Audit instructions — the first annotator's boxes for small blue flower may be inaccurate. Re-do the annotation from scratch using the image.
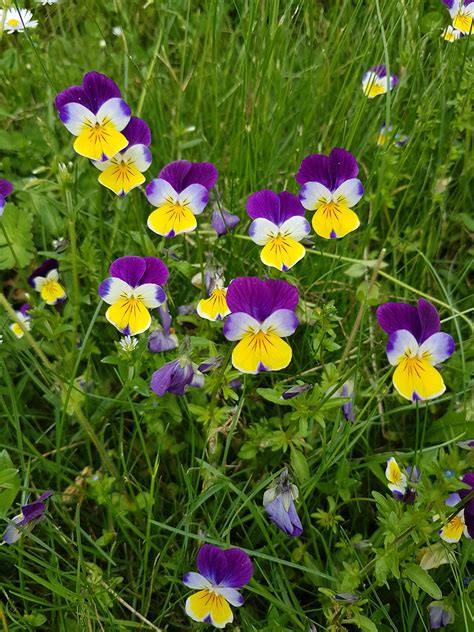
[428,601,454,629]
[263,468,303,537]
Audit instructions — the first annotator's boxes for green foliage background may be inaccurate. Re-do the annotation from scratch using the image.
[0,0,473,630]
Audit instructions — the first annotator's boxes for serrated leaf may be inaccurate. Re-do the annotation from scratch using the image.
[0,205,35,269]
[403,563,442,599]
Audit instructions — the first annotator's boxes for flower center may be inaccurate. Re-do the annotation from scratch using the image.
[7,19,20,26]
[399,356,426,377]
[448,515,463,531]
[320,200,344,218]
[268,233,292,252]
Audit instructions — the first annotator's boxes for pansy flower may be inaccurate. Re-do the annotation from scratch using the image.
[183,544,253,628]
[10,304,31,339]
[92,117,152,196]
[99,256,168,335]
[211,206,240,236]
[150,356,204,396]
[55,71,131,161]
[197,274,230,322]
[28,259,67,305]
[441,24,464,40]
[377,124,409,147]
[0,179,13,215]
[263,468,303,537]
[2,491,53,545]
[146,160,218,237]
[223,277,299,374]
[385,457,420,503]
[428,601,455,629]
[362,65,398,99]
[441,0,473,34]
[0,8,38,33]
[247,190,310,271]
[148,303,179,352]
[296,148,364,239]
[281,383,312,400]
[376,299,455,401]
[439,472,474,542]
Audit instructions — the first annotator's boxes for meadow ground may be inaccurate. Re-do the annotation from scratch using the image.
[0,0,473,630]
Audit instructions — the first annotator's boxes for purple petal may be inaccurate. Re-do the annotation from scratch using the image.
[82,71,122,113]
[158,160,192,191]
[277,191,306,220]
[461,472,474,489]
[109,256,146,287]
[328,148,359,189]
[416,299,440,343]
[198,356,224,373]
[55,85,91,112]
[197,545,253,588]
[158,160,218,193]
[295,154,331,188]
[281,384,312,400]
[19,499,47,525]
[246,189,281,221]
[148,330,178,353]
[19,303,31,317]
[226,277,299,322]
[376,302,421,340]
[264,496,303,537]
[369,64,387,78]
[211,208,240,236]
[150,359,195,396]
[28,259,59,287]
[140,257,169,286]
[122,116,152,147]
[158,303,172,334]
[0,179,13,198]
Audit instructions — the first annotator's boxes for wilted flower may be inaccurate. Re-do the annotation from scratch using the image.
[55,72,131,161]
[0,179,13,215]
[428,600,454,629]
[0,8,38,34]
[263,468,303,537]
[146,160,218,237]
[362,65,398,98]
[2,491,53,545]
[223,277,299,374]
[418,543,452,570]
[439,472,474,542]
[183,544,253,628]
[99,256,168,335]
[296,148,364,239]
[9,304,31,339]
[211,206,240,236]
[376,299,455,401]
[28,259,67,305]
[457,439,474,450]
[281,383,312,400]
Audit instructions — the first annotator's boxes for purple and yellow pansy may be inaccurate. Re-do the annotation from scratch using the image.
[441,0,473,34]
[439,472,474,543]
[362,65,398,99]
[296,148,364,239]
[385,457,420,503]
[55,71,131,162]
[28,260,67,305]
[197,274,230,322]
[92,116,152,196]
[0,178,13,215]
[10,303,31,339]
[183,544,253,628]
[376,299,455,401]
[247,190,310,271]
[99,256,168,335]
[146,160,218,237]
[223,277,299,374]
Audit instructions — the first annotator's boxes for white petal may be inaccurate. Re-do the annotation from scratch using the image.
[32,276,47,290]
[223,313,261,341]
[60,102,96,135]
[217,587,244,607]
[122,144,152,172]
[279,216,310,241]
[133,283,165,309]
[92,158,113,172]
[146,178,178,207]
[332,178,364,207]
[261,309,298,337]
[182,572,211,590]
[449,0,462,18]
[46,269,59,282]
[96,98,131,132]
[299,182,332,210]
[178,184,209,216]
[99,278,132,305]
[464,4,474,18]
[386,329,419,366]
[248,218,278,245]
[419,333,455,365]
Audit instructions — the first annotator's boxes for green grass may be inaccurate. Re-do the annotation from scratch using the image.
[0,0,473,630]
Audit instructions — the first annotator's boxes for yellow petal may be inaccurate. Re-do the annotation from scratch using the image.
[453,14,472,34]
[197,288,230,321]
[364,83,386,98]
[106,298,151,335]
[40,280,66,305]
[99,163,145,196]
[186,590,233,628]
[74,125,128,161]
[10,322,25,338]
[312,203,360,239]
[260,236,306,271]
[232,330,292,374]
[392,357,446,401]
[440,513,465,543]
[147,203,197,237]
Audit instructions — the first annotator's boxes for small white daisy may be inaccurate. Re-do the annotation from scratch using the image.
[1,9,38,34]
[112,26,123,37]
[119,336,138,353]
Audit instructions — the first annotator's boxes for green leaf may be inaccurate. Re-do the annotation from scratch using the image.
[0,205,35,269]
[403,563,442,599]
[290,446,309,482]
[346,614,378,632]
[0,450,20,516]
[257,388,291,405]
